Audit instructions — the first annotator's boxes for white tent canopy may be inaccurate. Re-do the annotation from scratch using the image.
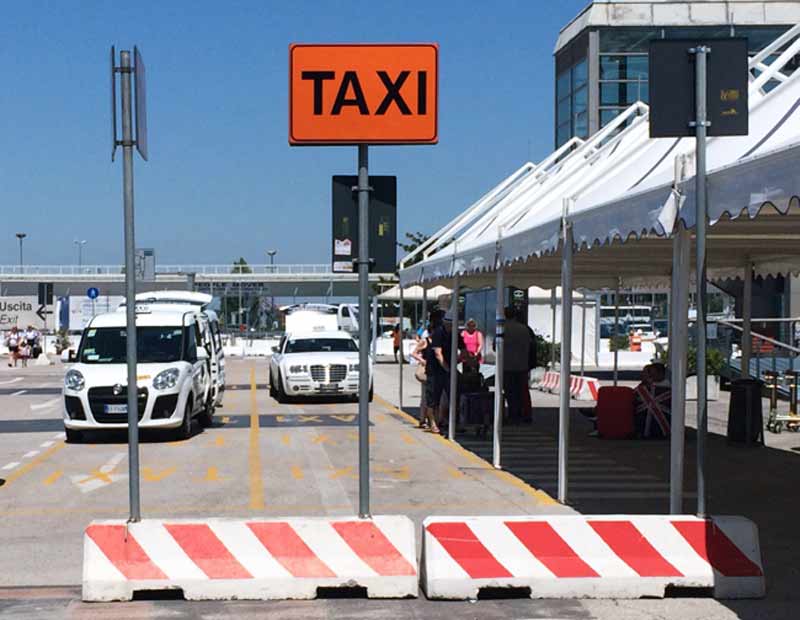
[377,284,451,301]
[400,25,800,289]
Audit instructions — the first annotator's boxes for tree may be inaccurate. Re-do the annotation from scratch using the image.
[396,231,430,269]
[231,257,252,274]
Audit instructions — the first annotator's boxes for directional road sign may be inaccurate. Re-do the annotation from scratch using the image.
[87,287,100,300]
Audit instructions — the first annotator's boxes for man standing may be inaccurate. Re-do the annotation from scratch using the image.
[502,306,531,424]
[431,310,462,433]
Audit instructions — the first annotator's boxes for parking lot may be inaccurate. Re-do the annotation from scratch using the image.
[0,357,795,618]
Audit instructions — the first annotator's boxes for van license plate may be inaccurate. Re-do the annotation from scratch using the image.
[104,404,127,414]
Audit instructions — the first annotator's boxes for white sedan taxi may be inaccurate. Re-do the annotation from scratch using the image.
[269,330,372,402]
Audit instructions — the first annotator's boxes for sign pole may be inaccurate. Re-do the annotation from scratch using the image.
[692,45,710,518]
[119,49,141,522]
[357,144,371,519]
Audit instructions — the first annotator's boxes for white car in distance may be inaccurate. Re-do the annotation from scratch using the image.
[269,330,372,402]
[62,308,213,442]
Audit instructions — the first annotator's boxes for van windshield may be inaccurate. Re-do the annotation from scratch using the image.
[78,327,185,364]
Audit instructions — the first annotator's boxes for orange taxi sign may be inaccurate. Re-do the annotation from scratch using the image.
[289,43,438,145]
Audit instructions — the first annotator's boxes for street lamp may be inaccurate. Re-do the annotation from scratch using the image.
[74,239,87,268]
[267,250,277,327]
[15,233,26,270]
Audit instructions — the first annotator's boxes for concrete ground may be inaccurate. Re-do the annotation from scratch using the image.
[0,358,795,618]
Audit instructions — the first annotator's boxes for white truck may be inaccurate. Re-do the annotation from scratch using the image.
[281,303,359,335]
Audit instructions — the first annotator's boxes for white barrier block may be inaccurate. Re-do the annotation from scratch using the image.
[83,516,417,601]
[422,515,764,600]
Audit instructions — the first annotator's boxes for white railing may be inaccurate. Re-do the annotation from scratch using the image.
[0,264,344,276]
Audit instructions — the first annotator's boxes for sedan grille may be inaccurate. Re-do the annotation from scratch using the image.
[310,365,326,382]
[329,364,347,382]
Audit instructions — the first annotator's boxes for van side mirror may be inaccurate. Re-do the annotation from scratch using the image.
[197,348,209,361]
[271,346,279,353]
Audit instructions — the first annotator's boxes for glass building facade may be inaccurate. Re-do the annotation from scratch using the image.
[555,24,795,147]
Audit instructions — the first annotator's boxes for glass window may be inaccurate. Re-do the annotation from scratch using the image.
[557,70,570,101]
[574,111,588,138]
[600,81,648,106]
[79,327,185,364]
[285,338,358,353]
[557,97,571,126]
[572,59,588,89]
[600,27,661,53]
[556,122,571,147]
[663,26,733,41]
[735,26,791,53]
[573,85,588,110]
[600,108,624,127]
[601,55,648,80]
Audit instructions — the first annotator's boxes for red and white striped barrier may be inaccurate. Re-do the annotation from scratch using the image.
[422,515,764,600]
[83,516,417,601]
[536,371,599,401]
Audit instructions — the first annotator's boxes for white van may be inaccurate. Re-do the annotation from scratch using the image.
[63,308,213,442]
[122,291,225,408]
[281,303,359,336]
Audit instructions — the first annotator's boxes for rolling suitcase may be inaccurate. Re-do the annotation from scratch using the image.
[595,386,635,439]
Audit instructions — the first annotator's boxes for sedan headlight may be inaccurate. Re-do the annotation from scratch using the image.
[288,365,308,374]
[348,364,359,372]
[65,369,85,391]
[153,368,180,391]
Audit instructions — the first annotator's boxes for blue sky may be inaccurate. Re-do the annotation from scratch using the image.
[0,0,585,267]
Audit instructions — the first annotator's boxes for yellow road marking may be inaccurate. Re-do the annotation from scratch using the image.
[375,464,410,481]
[214,436,225,447]
[202,466,220,482]
[298,415,322,423]
[373,394,559,506]
[221,416,230,424]
[346,431,375,444]
[312,434,334,445]
[448,466,466,479]
[79,468,114,485]
[42,470,63,486]
[329,466,356,479]
[281,434,291,446]
[291,465,304,480]
[331,415,355,423]
[249,366,265,510]
[400,432,416,445]
[276,415,287,423]
[142,466,176,482]
[373,413,387,423]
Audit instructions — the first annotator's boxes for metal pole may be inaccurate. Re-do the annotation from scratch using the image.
[670,225,690,514]
[399,286,404,409]
[742,260,753,378]
[693,45,709,518]
[580,295,586,377]
[613,282,620,386]
[493,268,505,468]
[558,216,574,503]
[371,295,378,358]
[120,50,140,522]
[550,288,557,369]
[448,277,459,441]
[421,286,428,416]
[356,144,371,519]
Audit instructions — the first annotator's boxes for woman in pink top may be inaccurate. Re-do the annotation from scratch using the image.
[461,318,484,365]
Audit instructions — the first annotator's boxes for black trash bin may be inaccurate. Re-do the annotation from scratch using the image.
[727,378,764,445]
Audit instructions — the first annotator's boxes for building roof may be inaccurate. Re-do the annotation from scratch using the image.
[556,1,800,52]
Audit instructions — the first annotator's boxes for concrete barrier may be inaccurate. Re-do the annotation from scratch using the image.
[422,515,764,600]
[535,371,599,401]
[84,516,417,601]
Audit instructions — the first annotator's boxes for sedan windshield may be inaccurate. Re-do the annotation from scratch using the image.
[285,338,357,354]
[78,327,185,364]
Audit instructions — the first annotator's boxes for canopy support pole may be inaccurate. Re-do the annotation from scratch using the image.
[613,282,620,386]
[550,289,557,369]
[493,267,505,469]
[558,214,574,504]
[448,277,460,441]
[580,295,586,377]
[421,285,428,420]
[742,260,753,378]
[670,224,690,514]
[399,285,404,410]
[371,295,378,358]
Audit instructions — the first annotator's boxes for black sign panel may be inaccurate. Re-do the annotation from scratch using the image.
[332,175,397,273]
[38,282,53,306]
[649,38,748,138]
[134,46,148,161]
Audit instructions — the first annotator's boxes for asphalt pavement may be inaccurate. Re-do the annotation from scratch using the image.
[0,357,793,619]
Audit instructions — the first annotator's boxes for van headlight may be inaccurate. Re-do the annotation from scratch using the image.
[288,365,308,375]
[153,368,180,391]
[65,369,85,391]
[348,364,359,373]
